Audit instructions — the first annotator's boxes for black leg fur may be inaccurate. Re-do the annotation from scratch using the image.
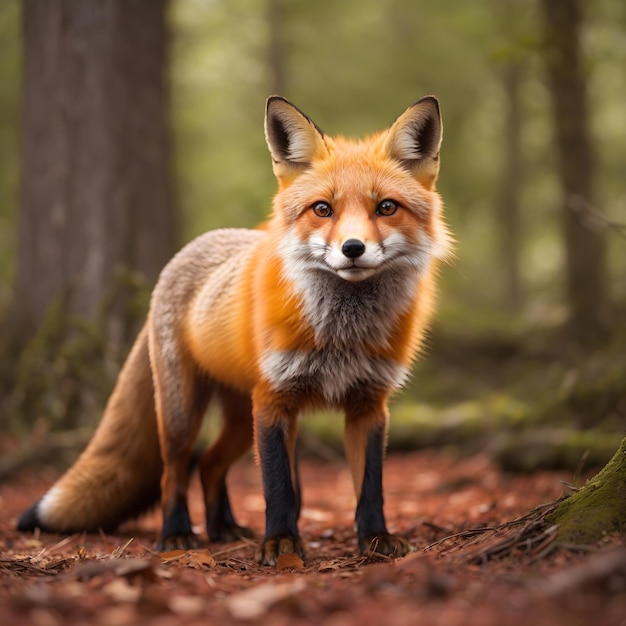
[207,479,253,542]
[157,497,199,551]
[255,422,303,565]
[355,424,387,542]
[355,424,409,557]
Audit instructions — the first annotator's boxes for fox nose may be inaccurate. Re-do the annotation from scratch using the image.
[342,239,366,259]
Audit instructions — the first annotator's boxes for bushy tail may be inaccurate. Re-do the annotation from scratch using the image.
[18,324,163,533]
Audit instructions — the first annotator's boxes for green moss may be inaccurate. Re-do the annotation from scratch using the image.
[301,394,622,474]
[547,437,626,543]
[0,269,152,436]
[494,429,622,472]
[7,299,113,432]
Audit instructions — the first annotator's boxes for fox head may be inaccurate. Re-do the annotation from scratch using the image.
[265,96,451,284]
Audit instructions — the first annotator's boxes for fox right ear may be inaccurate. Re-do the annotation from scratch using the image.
[265,96,328,181]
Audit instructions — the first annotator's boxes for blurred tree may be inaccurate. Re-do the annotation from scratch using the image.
[12,0,177,346]
[0,1,20,299]
[540,0,610,342]
[267,0,287,96]
[495,0,526,311]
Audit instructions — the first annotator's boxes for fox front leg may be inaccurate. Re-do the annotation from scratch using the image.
[253,387,303,566]
[344,393,410,557]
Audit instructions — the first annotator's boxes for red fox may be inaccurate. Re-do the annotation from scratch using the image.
[18,96,451,565]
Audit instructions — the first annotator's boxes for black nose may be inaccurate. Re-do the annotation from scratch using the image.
[342,239,366,259]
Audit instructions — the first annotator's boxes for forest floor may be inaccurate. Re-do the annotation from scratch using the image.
[1,451,625,626]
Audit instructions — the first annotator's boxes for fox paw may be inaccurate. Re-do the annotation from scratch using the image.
[209,523,254,543]
[255,534,304,566]
[359,533,410,558]
[156,532,201,552]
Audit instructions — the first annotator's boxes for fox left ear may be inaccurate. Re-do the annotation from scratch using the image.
[265,96,329,182]
[384,96,443,189]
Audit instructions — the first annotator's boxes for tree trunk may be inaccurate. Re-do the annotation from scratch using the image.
[266,0,287,96]
[496,36,524,311]
[539,0,609,343]
[14,0,176,345]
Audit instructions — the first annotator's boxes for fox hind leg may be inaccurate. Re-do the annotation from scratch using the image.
[151,332,212,551]
[200,386,254,542]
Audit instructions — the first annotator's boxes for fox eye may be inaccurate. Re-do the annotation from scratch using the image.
[312,201,333,218]
[376,199,399,216]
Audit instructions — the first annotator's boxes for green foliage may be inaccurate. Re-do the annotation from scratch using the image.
[0,269,152,434]
[5,300,113,433]
[171,0,275,234]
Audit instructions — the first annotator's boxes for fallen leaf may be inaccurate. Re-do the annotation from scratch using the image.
[185,551,217,569]
[159,550,217,569]
[318,560,341,572]
[114,558,159,581]
[277,552,304,571]
[169,595,207,616]
[540,548,626,596]
[21,583,53,606]
[64,557,156,582]
[224,580,306,620]
[27,608,62,626]
[102,578,142,604]
[98,605,141,626]
[158,550,188,562]
[160,549,216,569]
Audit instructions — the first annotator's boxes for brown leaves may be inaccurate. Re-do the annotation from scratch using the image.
[159,549,217,570]
[0,550,77,577]
[3,453,626,626]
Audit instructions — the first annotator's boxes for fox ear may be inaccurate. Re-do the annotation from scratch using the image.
[384,96,443,189]
[265,96,328,179]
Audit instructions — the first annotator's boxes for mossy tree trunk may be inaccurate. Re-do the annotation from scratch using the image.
[548,437,626,543]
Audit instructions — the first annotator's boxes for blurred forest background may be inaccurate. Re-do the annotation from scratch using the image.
[0,0,624,476]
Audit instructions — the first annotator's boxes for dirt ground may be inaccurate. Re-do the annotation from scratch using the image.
[1,451,625,626]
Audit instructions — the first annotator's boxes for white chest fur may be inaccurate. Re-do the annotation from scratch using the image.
[259,267,418,403]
